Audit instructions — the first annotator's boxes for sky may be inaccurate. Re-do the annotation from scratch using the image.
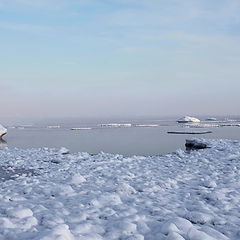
[0,0,240,119]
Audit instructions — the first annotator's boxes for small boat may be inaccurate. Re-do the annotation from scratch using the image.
[0,124,7,138]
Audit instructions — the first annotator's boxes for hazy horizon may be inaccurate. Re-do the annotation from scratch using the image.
[1,0,240,119]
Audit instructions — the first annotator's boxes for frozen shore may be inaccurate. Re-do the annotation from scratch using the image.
[0,139,240,240]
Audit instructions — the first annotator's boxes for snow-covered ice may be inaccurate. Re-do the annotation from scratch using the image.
[47,126,61,129]
[71,128,92,130]
[205,118,217,121]
[0,124,7,138]
[185,122,240,128]
[220,123,240,127]
[168,131,212,135]
[185,123,220,128]
[135,125,159,128]
[100,123,132,128]
[0,139,240,240]
[177,116,201,123]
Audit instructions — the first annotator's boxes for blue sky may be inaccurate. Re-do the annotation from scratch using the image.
[0,0,240,118]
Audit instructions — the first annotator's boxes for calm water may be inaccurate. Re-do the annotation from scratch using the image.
[1,118,240,156]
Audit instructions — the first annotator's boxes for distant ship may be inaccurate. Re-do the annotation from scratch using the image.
[0,124,7,138]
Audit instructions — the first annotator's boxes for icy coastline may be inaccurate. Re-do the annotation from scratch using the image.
[0,139,240,240]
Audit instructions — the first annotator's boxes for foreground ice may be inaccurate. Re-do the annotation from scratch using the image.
[0,139,240,240]
[0,124,7,138]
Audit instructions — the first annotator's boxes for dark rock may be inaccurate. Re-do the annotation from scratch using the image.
[185,139,209,150]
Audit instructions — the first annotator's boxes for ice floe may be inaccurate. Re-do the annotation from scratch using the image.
[220,123,240,127]
[135,124,159,127]
[47,126,61,129]
[100,123,132,128]
[71,128,92,130]
[0,124,7,138]
[205,118,217,121]
[0,138,240,239]
[177,116,201,123]
[185,123,220,128]
[168,131,212,135]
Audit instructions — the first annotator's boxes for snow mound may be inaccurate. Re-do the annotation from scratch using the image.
[0,124,7,138]
[59,147,70,155]
[0,138,239,239]
[177,116,201,123]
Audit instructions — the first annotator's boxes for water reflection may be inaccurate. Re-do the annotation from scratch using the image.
[0,138,7,148]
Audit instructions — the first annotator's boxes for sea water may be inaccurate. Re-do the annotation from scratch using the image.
[2,117,240,156]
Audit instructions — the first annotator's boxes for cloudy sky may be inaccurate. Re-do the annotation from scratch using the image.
[0,0,240,119]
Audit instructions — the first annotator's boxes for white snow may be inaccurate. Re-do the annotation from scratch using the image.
[70,174,86,185]
[0,124,7,138]
[7,208,33,219]
[177,116,201,123]
[0,138,240,239]
[59,147,70,155]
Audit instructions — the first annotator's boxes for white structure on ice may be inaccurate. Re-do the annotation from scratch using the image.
[177,116,201,123]
[0,124,7,138]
